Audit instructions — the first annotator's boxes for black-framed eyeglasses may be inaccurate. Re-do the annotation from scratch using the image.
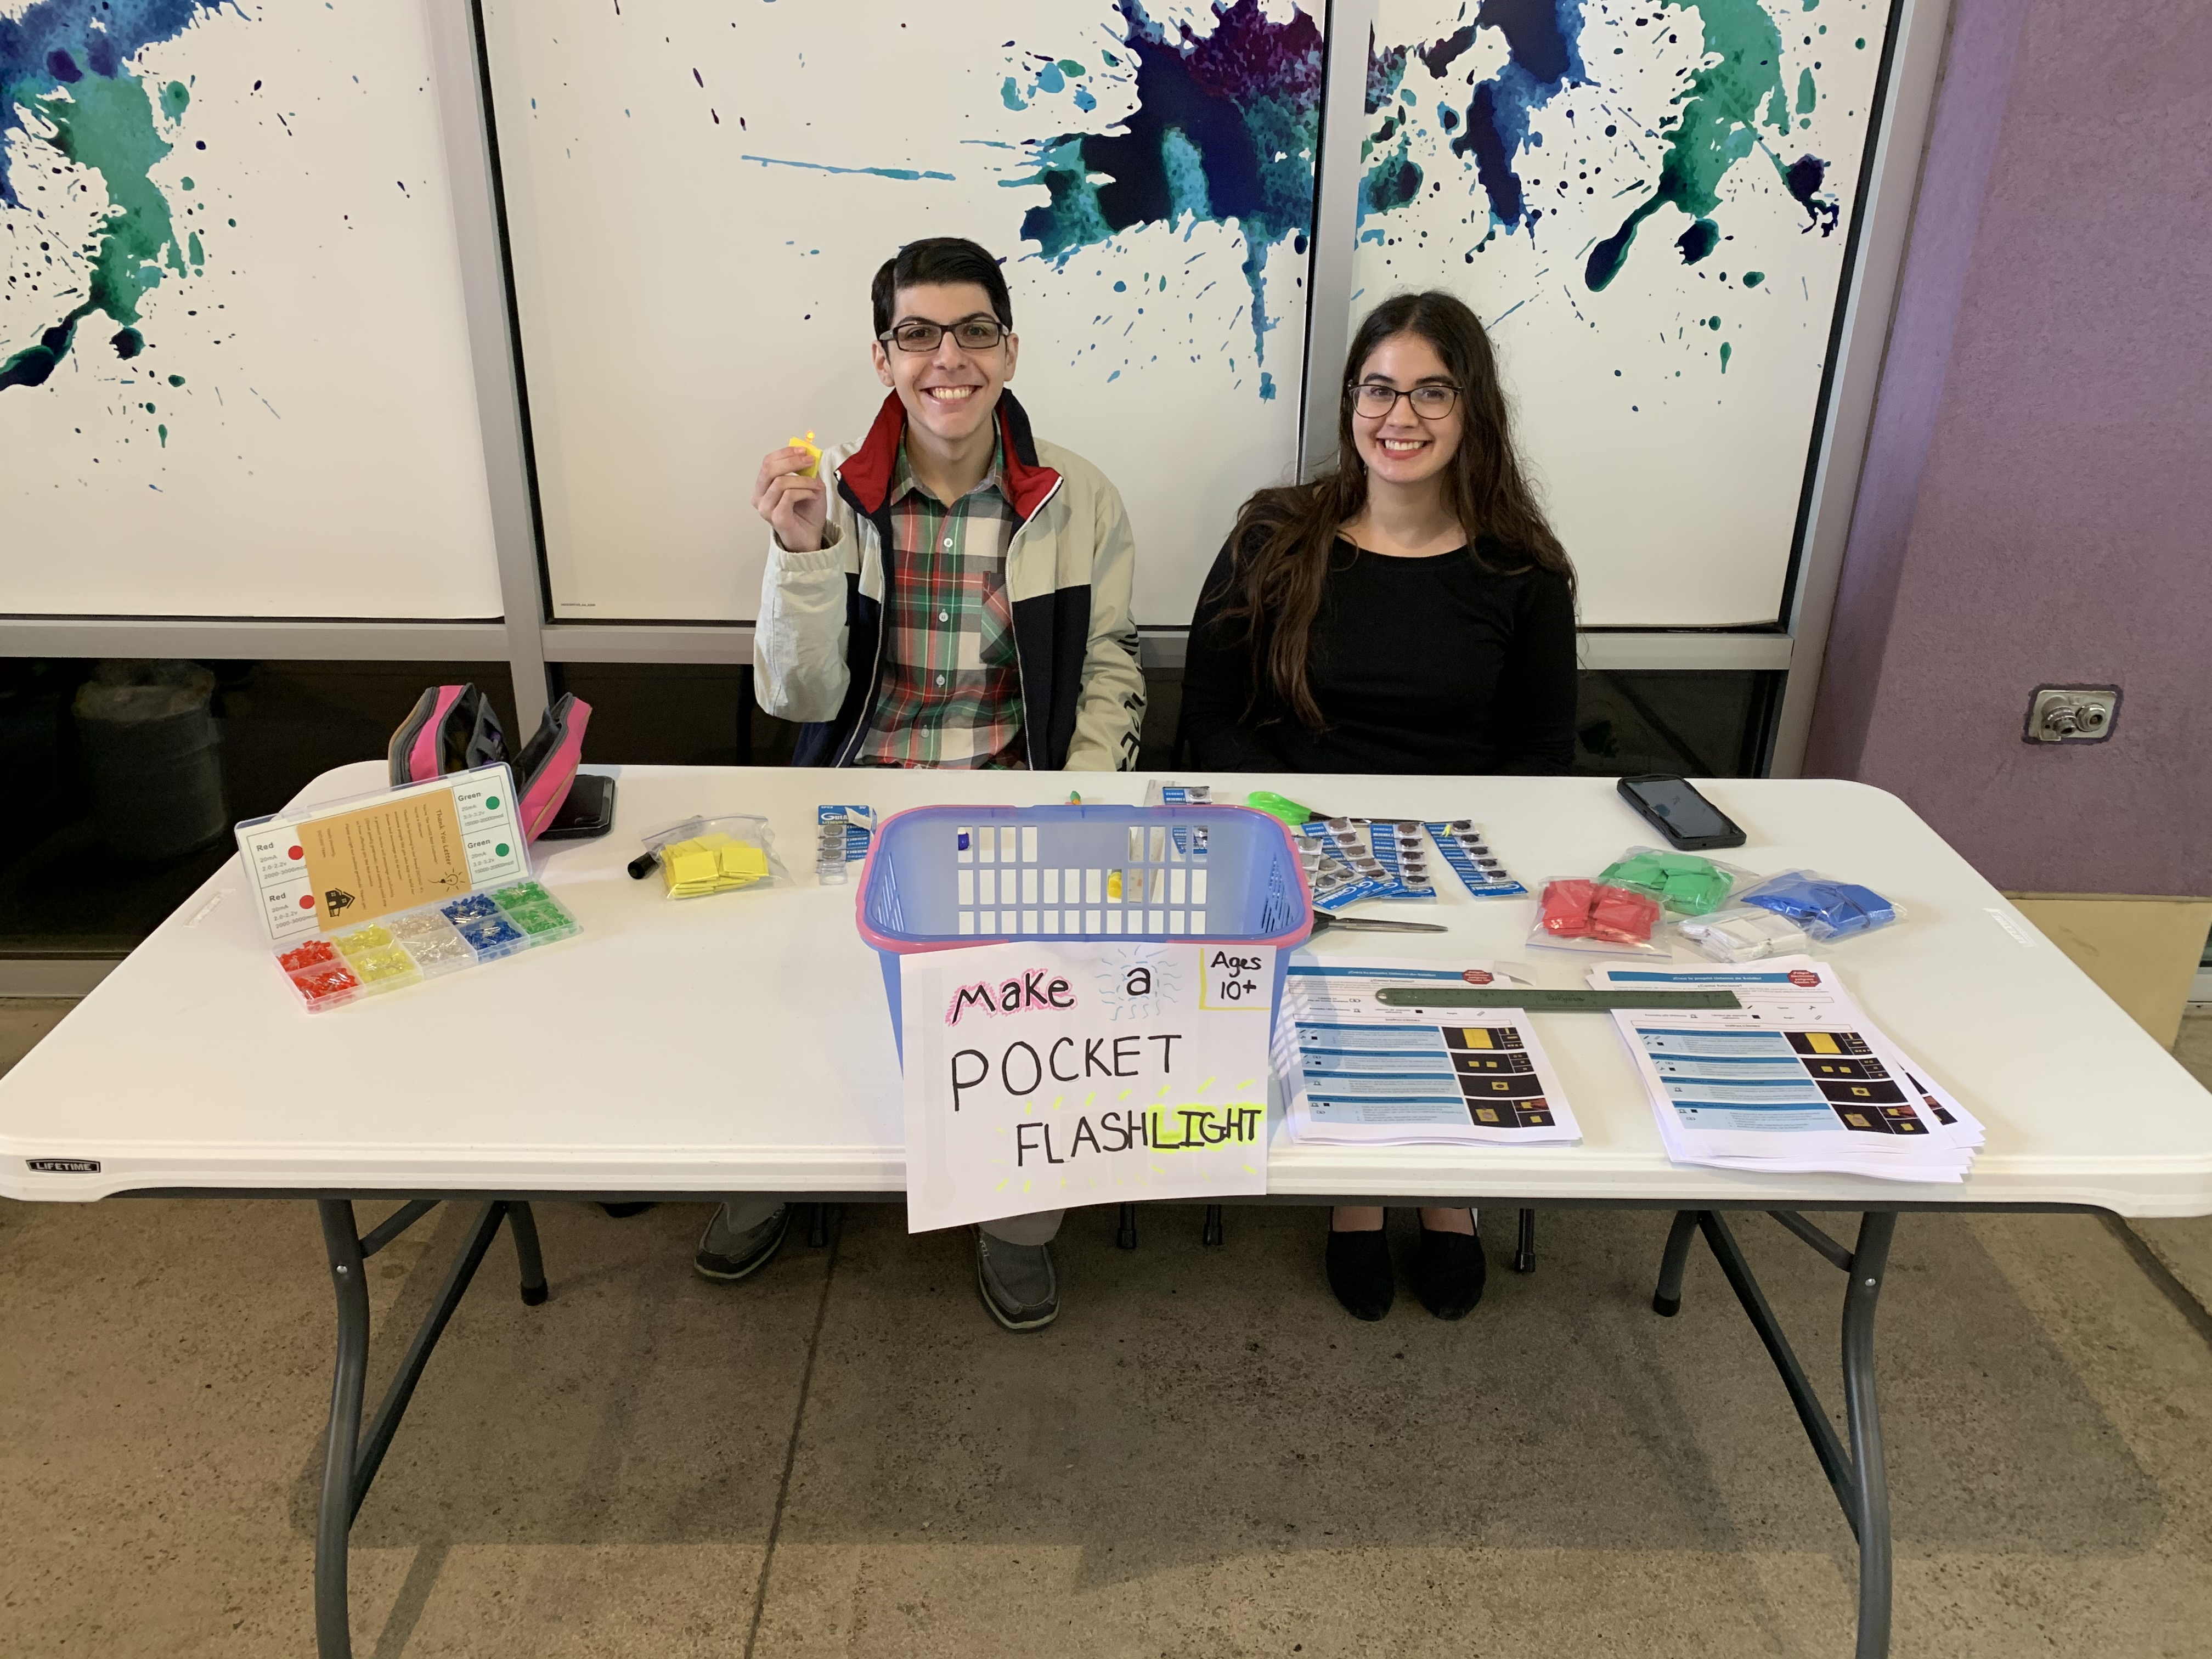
[879,315,1011,353]
[1348,381,1462,417]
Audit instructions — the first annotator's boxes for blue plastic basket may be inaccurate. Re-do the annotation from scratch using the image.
[856,803,1313,1060]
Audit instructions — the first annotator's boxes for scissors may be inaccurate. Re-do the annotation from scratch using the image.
[1310,911,1449,935]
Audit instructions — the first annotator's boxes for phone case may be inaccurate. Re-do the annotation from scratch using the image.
[538,771,616,841]
[1615,775,1746,851]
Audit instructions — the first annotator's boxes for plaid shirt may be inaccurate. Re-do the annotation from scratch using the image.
[852,439,1028,769]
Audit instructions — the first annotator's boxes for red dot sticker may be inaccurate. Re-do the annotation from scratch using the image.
[1461,969,1495,985]
[287,845,304,860]
[1788,969,1821,988]
[299,895,317,910]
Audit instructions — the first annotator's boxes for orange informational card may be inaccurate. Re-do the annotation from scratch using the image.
[301,791,472,929]
[238,764,531,944]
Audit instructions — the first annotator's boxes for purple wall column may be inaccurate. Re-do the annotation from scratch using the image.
[1804,0,2212,895]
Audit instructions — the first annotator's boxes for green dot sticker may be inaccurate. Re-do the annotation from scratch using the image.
[495,842,511,857]
[484,795,499,809]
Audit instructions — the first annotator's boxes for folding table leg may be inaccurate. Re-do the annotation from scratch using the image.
[311,1198,551,1659]
[1513,1209,1537,1274]
[1843,1211,1897,1659]
[315,1202,370,1659]
[1116,1203,1139,1249]
[1650,1210,1700,1316]
[1201,1204,1224,1247]
[1646,1207,1899,1659]
[507,1201,549,1305]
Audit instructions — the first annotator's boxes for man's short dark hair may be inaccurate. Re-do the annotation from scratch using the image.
[870,238,1014,339]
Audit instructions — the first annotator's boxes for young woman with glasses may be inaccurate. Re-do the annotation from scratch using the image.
[1182,289,1577,1324]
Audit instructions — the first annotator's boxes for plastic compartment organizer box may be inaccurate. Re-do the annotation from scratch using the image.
[856,804,1313,1058]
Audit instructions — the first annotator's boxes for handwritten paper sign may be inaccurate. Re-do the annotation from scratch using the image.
[898,940,1277,1233]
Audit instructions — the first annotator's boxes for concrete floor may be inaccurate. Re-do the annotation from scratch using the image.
[4,1003,2211,1658]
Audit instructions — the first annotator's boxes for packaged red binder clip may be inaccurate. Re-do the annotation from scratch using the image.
[1529,877,1666,956]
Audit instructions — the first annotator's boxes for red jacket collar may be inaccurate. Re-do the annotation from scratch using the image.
[836,390,1060,523]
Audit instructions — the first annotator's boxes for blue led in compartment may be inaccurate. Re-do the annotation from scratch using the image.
[442,893,503,924]
[455,913,527,958]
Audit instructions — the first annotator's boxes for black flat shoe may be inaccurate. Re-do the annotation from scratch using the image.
[1325,1225,1395,1321]
[1412,1222,1487,1320]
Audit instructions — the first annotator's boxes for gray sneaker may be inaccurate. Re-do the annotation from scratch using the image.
[975,1229,1059,1331]
[694,1204,791,1281]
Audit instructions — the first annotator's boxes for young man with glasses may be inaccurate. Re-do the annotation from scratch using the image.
[698,237,1146,1331]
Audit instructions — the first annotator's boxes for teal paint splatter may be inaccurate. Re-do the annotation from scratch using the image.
[1742,269,1765,286]
[1719,341,1731,371]
[1,1,236,392]
[1013,0,1322,369]
[738,153,955,182]
[1358,1,1841,296]
[1585,0,1838,290]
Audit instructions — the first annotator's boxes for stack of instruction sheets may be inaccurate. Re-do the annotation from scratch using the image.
[1274,957,1581,1147]
[1593,958,1983,1183]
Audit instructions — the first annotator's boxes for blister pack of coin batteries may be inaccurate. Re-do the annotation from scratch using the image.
[1424,820,1527,897]
[1294,817,1436,911]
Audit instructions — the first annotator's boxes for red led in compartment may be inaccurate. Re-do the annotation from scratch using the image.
[279,939,339,973]
[290,964,362,1003]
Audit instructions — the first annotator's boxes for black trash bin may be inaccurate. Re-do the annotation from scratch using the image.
[72,660,228,860]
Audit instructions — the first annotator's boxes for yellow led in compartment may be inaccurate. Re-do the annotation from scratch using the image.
[1107,870,1123,900]
[334,926,394,956]
[351,947,420,984]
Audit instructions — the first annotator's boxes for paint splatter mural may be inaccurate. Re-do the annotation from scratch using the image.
[0,0,232,388]
[1,0,502,618]
[483,0,1322,624]
[1352,0,1893,624]
[1007,0,1322,396]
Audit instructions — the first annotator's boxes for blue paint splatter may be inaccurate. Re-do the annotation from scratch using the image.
[2,0,239,390]
[738,153,955,183]
[1012,0,1322,368]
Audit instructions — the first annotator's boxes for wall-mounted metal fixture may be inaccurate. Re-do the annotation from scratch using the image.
[2024,685,2120,744]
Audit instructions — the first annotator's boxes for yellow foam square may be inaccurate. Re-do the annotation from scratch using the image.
[718,842,770,882]
[664,842,720,887]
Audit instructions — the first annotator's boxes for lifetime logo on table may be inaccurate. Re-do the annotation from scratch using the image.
[900,941,1278,1234]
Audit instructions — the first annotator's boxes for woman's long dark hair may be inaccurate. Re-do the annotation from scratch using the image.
[1209,290,1572,730]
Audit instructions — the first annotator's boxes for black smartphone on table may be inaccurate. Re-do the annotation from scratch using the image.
[1616,774,1746,850]
[539,771,616,840]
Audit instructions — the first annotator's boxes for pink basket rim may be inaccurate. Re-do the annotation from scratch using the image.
[851,802,1313,957]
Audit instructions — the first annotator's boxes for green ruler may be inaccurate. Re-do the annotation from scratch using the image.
[1373,987,1743,1013]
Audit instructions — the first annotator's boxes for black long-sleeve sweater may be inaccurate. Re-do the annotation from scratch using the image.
[1182,536,1578,775]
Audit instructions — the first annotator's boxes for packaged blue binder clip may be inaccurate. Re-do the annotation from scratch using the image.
[1736,870,1903,940]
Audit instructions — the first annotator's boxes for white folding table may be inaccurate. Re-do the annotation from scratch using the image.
[5,761,2208,1659]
